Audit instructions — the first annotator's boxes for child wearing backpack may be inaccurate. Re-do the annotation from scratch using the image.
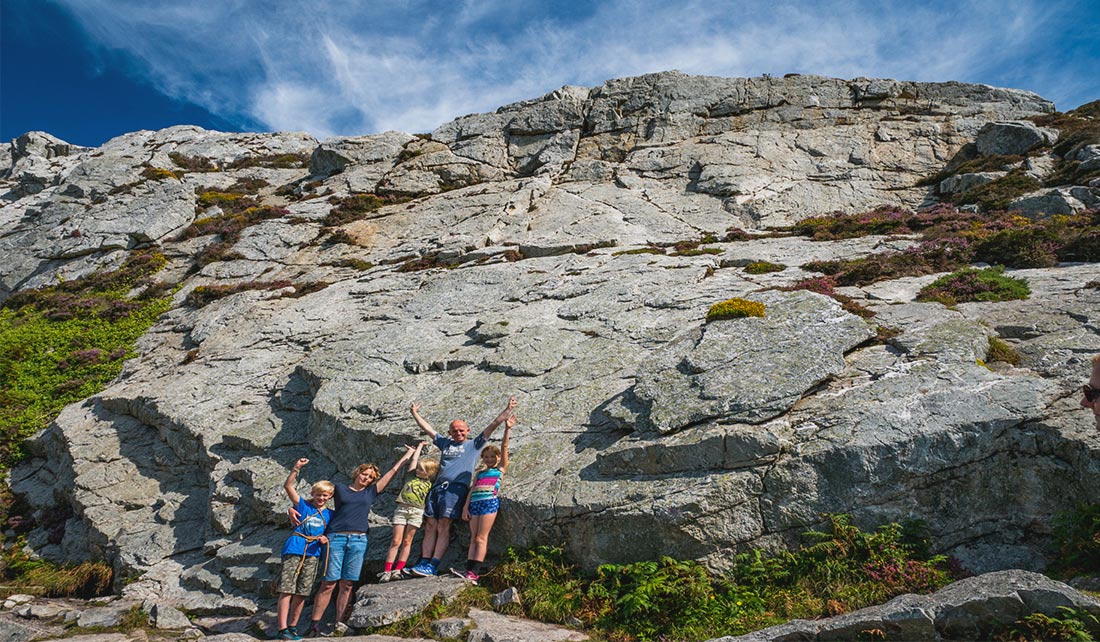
[275,458,332,640]
[378,441,439,581]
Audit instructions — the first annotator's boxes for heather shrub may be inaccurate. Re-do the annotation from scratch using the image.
[707,298,765,322]
[949,170,1042,211]
[974,227,1060,268]
[0,251,172,468]
[324,193,387,226]
[994,607,1100,642]
[916,267,1030,306]
[184,280,293,308]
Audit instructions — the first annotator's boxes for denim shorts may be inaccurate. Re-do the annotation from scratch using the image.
[324,532,368,582]
[424,482,468,520]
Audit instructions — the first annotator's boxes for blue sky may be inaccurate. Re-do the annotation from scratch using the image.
[2,0,1098,148]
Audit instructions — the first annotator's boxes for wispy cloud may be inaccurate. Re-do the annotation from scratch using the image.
[52,0,1100,139]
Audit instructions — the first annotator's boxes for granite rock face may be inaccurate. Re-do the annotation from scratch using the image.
[3,72,1099,615]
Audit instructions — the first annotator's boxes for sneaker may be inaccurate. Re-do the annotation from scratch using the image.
[377,570,393,582]
[287,626,301,638]
[410,561,436,577]
[450,567,479,584]
[304,623,322,638]
[398,567,415,579]
[278,628,302,640]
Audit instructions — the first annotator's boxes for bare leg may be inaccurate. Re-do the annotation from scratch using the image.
[385,524,406,565]
[430,517,453,561]
[334,580,355,623]
[398,525,418,565]
[276,593,292,630]
[419,517,438,561]
[309,580,338,625]
[289,595,306,627]
[469,512,498,562]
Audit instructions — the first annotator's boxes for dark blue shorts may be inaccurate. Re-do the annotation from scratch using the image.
[469,497,499,516]
[424,482,468,520]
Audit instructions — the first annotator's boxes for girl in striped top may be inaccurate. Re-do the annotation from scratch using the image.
[455,413,515,582]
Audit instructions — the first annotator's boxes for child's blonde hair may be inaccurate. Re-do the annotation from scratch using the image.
[418,459,440,479]
[311,480,335,495]
[476,445,502,472]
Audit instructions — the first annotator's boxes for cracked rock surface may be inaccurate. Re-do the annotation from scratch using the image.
[2,72,1099,615]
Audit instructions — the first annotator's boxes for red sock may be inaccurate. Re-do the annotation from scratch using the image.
[395,560,406,571]
[384,562,394,572]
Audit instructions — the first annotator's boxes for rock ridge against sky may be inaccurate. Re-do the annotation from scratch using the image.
[0,71,1098,617]
[2,0,1098,146]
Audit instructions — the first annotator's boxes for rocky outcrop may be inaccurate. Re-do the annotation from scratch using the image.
[3,72,1099,617]
[707,570,1100,642]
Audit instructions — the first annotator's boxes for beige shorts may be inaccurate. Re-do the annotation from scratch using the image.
[392,503,425,528]
[277,554,320,596]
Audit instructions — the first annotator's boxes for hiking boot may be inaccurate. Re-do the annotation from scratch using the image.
[410,561,436,577]
[377,570,393,582]
[278,628,302,640]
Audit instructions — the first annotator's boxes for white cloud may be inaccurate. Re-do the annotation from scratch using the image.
[52,0,1100,138]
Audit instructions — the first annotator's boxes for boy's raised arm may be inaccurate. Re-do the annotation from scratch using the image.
[410,403,438,439]
[480,396,517,439]
[376,445,415,493]
[283,458,308,505]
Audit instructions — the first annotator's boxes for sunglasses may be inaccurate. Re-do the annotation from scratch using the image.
[1086,384,1100,403]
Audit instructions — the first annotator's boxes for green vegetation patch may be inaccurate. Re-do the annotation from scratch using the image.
[994,607,1099,642]
[324,193,395,226]
[915,267,1030,306]
[798,208,1099,287]
[707,298,765,322]
[167,152,217,173]
[0,251,172,469]
[947,169,1042,211]
[225,152,310,170]
[743,260,786,274]
[613,247,666,256]
[474,516,959,642]
[1050,503,1100,577]
[986,336,1022,366]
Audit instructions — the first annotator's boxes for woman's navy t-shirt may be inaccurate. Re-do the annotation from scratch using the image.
[325,483,379,533]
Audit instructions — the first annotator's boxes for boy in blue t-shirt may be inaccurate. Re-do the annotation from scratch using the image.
[275,458,333,640]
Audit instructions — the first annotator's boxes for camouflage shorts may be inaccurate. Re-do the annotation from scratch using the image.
[277,554,320,596]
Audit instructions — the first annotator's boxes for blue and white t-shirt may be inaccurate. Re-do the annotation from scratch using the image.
[281,497,331,557]
[433,434,487,485]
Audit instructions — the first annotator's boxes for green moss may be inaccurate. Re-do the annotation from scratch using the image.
[139,167,180,181]
[707,298,765,322]
[743,260,786,274]
[986,336,1022,366]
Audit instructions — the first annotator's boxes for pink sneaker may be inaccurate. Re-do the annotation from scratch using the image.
[449,567,479,584]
